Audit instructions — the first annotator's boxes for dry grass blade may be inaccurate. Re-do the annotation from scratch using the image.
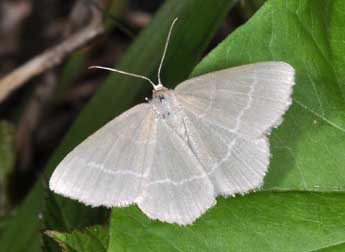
[0,8,104,104]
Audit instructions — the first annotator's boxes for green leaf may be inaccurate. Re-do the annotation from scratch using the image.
[46,225,108,252]
[109,192,345,252]
[0,186,42,252]
[193,0,345,192]
[108,0,345,251]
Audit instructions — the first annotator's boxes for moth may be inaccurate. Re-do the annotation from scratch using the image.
[49,18,295,225]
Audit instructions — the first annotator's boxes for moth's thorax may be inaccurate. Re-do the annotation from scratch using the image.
[150,88,180,119]
[150,87,187,138]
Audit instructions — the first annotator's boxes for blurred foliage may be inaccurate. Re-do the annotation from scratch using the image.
[0,121,15,215]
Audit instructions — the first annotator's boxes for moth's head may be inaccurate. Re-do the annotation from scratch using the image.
[152,87,170,105]
[152,85,168,95]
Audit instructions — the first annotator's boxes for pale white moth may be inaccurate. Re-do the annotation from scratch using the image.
[49,18,295,225]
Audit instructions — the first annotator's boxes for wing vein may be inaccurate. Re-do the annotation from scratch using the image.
[233,66,257,132]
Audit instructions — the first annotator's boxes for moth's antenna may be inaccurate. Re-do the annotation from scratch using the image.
[89,66,157,89]
[89,18,178,91]
[157,17,178,85]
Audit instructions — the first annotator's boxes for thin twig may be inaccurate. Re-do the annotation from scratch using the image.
[0,9,105,104]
